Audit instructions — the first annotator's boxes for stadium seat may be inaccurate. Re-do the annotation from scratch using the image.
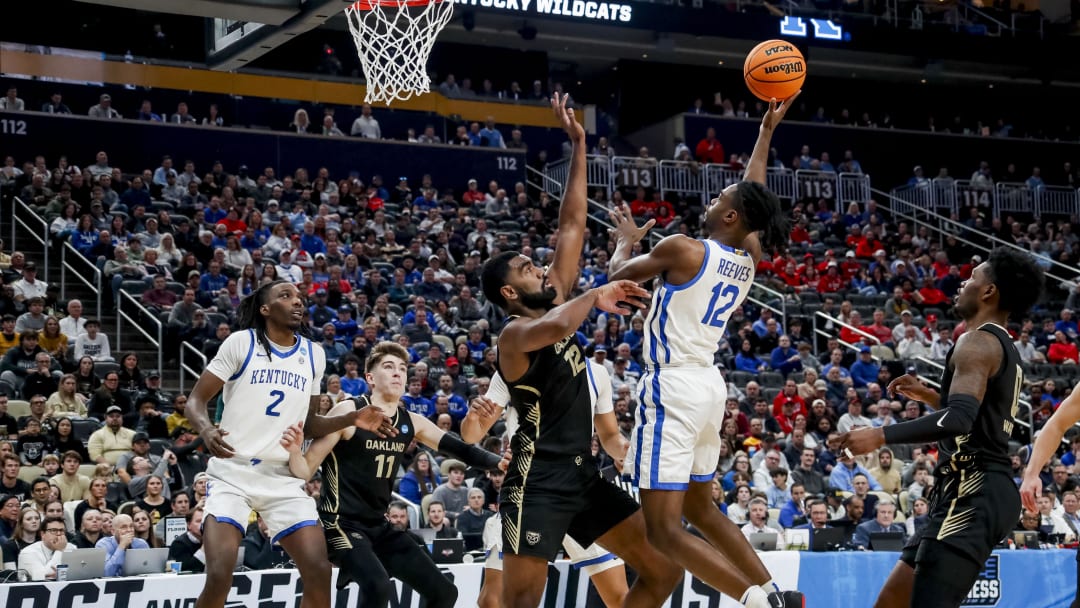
[78,464,98,478]
[117,500,136,516]
[433,335,454,354]
[730,371,755,388]
[64,500,80,532]
[166,282,186,297]
[899,490,911,515]
[106,481,130,505]
[93,362,120,380]
[71,419,102,444]
[121,280,149,297]
[18,465,45,483]
[870,491,895,505]
[149,439,170,456]
[6,399,31,420]
[759,372,784,388]
[870,345,896,360]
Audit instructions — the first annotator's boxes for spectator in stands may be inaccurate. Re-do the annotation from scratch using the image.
[431,459,469,517]
[18,515,73,580]
[829,451,881,493]
[88,406,135,465]
[853,502,906,549]
[778,483,808,528]
[868,447,902,494]
[906,465,932,501]
[15,297,47,334]
[41,93,70,114]
[167,508,205,572]
[398,452,440,504]
[21,355,58,402]
[1048,331,1080,365]
[695,127,725,164]
[791,447,827,497]
[478,117,506,148]
[766,469,792,508]
[424,500,461,539]
[849,346,880,388]
[241,514,291,570]
[770,336,802,377]
[456,488,492,550]
[98,513,148,576]
[51,450,90,502]
[740,498,783,549]
[350,104,381,139]
[1,332,45,393]
[51,421,88,465]
[289,109,311,134]
[17,419,50,465]
[74,319,112,362]
[11,262,47,304]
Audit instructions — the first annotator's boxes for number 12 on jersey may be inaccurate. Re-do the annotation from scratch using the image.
[702,282,741,329]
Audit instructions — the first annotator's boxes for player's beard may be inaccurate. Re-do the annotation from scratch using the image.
[519,286,558,311]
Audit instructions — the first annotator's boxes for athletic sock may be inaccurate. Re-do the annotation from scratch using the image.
[759,579,781,595]
[740,586,769,608]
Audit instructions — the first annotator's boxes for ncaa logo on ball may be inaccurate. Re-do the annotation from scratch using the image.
[963,555,1000,606]
[764,43,794,56]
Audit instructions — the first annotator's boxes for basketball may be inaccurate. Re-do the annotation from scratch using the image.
[743,39,806,102]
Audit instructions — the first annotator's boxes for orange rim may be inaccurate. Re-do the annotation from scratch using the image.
[350,0,444,9]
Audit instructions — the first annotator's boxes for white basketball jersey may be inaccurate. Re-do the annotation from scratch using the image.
[206,329,325,463]
[492,359,612,438]
[642,239,756,368]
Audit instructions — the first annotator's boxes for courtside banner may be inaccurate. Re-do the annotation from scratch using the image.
[0,550,1068,607]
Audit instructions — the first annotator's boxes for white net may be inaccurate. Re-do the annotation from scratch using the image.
[344,0,455,105]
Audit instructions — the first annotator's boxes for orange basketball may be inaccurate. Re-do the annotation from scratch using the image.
[743,39,806,102]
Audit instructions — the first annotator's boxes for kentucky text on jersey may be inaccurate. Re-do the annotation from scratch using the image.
[249,368,309,392]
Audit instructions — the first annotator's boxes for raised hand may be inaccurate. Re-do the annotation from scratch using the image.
[608,203,655,247]
[834,426,885,457]
[354,406,398,438]
[761,90,801,132]
[280,422,304,455]
[594,280,651,316]
[551,93,585,143]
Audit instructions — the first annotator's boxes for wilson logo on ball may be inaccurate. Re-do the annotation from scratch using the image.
[764,62,804,76]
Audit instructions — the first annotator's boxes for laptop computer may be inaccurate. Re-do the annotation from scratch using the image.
[869,532,905,552]
[810,527,846,552]
[749,532,778,551]
[125,547,170,575]
[416,528,438,545]
[430,538,466,564]
[60,548,107,581]
[1013,531,1040,549]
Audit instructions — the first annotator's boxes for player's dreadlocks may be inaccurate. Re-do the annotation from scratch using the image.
[236,279,310,361]
[735,180,790,252]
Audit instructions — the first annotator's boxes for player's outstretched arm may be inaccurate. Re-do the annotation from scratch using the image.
[410,412,504,471]
[280,422,313,481]
[744,91,799,185]
[303,394,398,439]
[187,371,233,458]
[836,330,999,455]
[500,281,650,357]
[608,204,699,284]
[461,395,504,444]
[546,93,588,300]
[1022,390,1080,511]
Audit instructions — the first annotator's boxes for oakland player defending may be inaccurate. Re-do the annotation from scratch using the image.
[481,93,682,608]
[279,341,504,608]
[186,280,397,608]
[465,360,632,608]
[838,248,1044,608]
[607,94,800,608]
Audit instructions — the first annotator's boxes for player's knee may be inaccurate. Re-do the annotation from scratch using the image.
[643,519,681,552]
[203,567,235,593]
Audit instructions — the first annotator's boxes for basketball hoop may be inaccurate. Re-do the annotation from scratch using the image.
[344,0,454,105]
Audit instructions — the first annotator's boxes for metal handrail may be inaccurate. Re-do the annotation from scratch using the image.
[116,289,163,377]
[179,341,207,394]
[812,310,882,347]
[875,186,1075,287]
[748,283,789,329]
[10,197,50,283]
[60,242,102,318]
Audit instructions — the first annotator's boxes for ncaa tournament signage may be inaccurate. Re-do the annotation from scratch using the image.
[454,0,633,23]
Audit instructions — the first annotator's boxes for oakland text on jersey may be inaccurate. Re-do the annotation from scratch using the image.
[249,368,309,392]
[714,256,753,283]
[366,438,407,452]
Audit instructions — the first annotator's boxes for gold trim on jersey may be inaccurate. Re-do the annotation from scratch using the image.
[937,469,986,541]
[505,390,540,553]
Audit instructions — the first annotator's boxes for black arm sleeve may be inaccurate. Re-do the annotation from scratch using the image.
[438,433,502,471]
[882,394,980,445]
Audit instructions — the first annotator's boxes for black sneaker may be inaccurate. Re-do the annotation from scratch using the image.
[767,590,806,608]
